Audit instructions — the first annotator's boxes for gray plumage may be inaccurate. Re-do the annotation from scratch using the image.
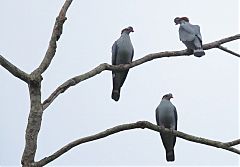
[174,17,205,57]
[111,26,134,101]
[156,93,178,161]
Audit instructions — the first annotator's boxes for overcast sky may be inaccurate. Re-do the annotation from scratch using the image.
[0,0,239,166]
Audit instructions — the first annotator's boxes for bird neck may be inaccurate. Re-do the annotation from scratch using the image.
[162,98,171,101]
[180,21,189,25]
[121,31,130,36]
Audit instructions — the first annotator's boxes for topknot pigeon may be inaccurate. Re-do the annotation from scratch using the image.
[111,26,134,101]
[174,17,205,57]
[156,93,178,161]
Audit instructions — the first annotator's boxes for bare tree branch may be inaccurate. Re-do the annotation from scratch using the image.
[31,0,73,76]
[2,0,238,164]
[33,121,240,166]
[218,45,240,57]
[225,139,240,147]
[20,1,73,166]
[42,64,107,110]
[0,55,30,83]
[42,34,240,110]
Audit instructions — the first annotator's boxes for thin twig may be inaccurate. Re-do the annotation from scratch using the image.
[225,139,240,147]
[42,34,240,110]
[33,121,240,167]
[218,45,240,57]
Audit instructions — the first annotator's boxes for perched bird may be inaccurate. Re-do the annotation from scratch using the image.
[174,17,205,57]
[111,26,134,101]
[156,93,178,161]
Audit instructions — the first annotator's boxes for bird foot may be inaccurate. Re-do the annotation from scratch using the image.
[187,48,194,54]
[159,125,165,129]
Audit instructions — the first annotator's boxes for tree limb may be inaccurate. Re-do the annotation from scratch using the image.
[225,139,240,147]
[31,0,73,76]
[42,34,240,110]
[33,121,240,166]
[0,55,30,83]
[218,45,240,57]
[42,64,107,110]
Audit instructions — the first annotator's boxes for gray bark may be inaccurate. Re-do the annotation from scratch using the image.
[21,79,43,166]
[0,0,239,166]
[33,121,240,166]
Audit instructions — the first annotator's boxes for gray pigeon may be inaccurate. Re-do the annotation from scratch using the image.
[156,93,178,161]
[174,17,205,57]
[111,26,134,101]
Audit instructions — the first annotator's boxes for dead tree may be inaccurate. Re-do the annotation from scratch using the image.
[0,0,239,166]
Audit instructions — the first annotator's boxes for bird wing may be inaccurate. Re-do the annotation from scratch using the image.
[155,107,160,126]
[130,49,134,62]
[173,106,178,130]
[112,41,118,65]
[193,24,202,42]
[179,23,196,42]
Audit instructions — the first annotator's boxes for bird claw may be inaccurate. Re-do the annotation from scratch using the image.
[160,125,165,129]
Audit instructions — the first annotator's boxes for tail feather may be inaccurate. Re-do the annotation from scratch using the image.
[111,90,120,101]
[166,150,175,161]
[194,49,205,57]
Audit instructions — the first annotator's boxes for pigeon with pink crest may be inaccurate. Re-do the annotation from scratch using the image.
[174,17,205,57]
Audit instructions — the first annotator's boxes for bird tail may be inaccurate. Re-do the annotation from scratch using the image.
[166,150,175,161]
[111,90,120,101]
[194,49,205,57]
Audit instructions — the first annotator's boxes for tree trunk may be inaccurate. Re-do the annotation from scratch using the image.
[21,80,43,167]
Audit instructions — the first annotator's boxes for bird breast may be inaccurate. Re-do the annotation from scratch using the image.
[157,101,176,126]
[116,35,133,63]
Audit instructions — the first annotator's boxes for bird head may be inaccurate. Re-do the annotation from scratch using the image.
[162,93,173,100]
[174,17,189,25]
[121,26,134,34]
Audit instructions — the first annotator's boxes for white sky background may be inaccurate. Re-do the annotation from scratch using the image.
[0,0,239,166]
